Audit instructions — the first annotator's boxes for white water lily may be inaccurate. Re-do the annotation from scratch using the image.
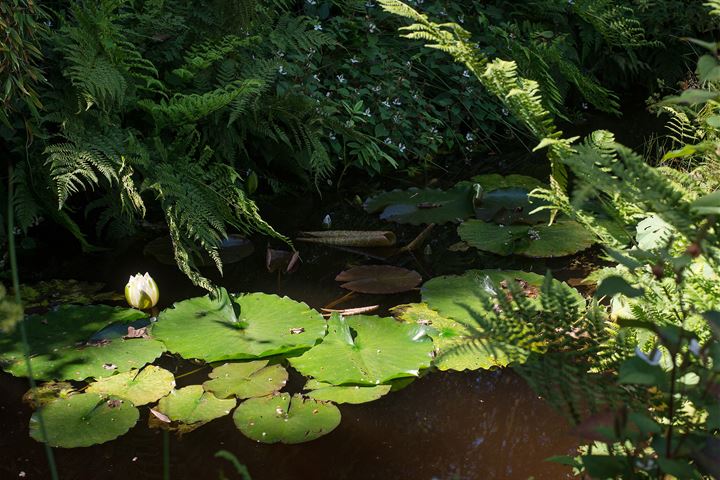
[125,273,160,310]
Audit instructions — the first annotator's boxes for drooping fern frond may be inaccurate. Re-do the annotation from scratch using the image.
[572,0,661,49]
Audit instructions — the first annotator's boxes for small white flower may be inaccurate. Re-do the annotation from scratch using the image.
[313,24,323,31]
[336,74,346,84]
[363,108,372,117]
[381,99,391,108]
[462,70,471,78]
[277,65,286,75]
[350,57,360,64]
[368,22,377,33]
[392,97,402,106]
[313,74,320,82]
[328,132,336,141]
[322,214,332,229]
[465,132,475,142]
[125,273,160,310]
[384,137,393,146]
[398,143,406,153]
[635,346,662,366]
[372,85,382,93]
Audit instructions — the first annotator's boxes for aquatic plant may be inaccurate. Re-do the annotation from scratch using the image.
[125,272,160,310]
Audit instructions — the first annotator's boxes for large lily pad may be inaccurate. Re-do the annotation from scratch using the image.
[0,305,165,381]
[19,279,123,310]
[422,270,583,328]
[391,303,514,371]
[233,393,341,444]
[364,184,475,225]
[86,365,175,405]
[155,385,236,425]
[304,379,391,404]
[458,219,595,257]
[153,293,326,362]
[202,361,288,399]
[289,314,434,385]
[30,392,139,448]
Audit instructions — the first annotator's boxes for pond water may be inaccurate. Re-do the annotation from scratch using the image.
[2,227,584,480]
[2,105,664,479]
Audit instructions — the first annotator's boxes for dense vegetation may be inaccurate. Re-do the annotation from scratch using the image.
[2,0,720,479]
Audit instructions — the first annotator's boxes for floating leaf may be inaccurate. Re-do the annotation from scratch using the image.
[290,314,433,385]
[335,265,422,294]
[473,189,550,225]
[233,393,341,444]
[30,393,139,448]
[422,270,583,328]
[18,279,123,310]
[458,219,595,257]
[470,174,546,192]
[297,230,396,247]
[153,293,326,362]
[86,365,175,406]
[0,305,165,381]
[23,381,76,408]
[155,385,236,425]
[364,184,475,225]
[304,379,391,404]
[203,361,288,399]
[391,303,514,371]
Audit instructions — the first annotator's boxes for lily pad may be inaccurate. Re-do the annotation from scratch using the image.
[470,174,546,192]
[23,381,77,408]
[155,385,236,425]
[304,379,391,404]
[290,314,434,385]
[0,305,165,381]
[30,393,139,448]
[203,361,288,399]
[364,184,475,225]
[474,188,550,224]
[153,293,326,363]
[391,303,514,371]
[458,219,595,257]
[422,270,583,328]
[86,365,175,406]
[335,265,422,294]
[233,393,341,444]
[19,279,123,310]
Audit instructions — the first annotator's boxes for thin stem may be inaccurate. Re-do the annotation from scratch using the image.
[163,429,170,480]
[8,165,59,480]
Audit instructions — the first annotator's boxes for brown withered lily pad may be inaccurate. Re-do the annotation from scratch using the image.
[335,265,422,294]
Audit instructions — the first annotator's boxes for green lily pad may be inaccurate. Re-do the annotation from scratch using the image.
[233,393,341,444]
[203,361,288,399]
[391,303,514,371]
[422,270,583,328]
[364,184,475,225]
[470,174,546,192]
[458,219,595,257]
[30,392,139,448]
[474,188,551,224]
[86,365,175,405]
[23,381,77,408]
[19,279,123,310]
[155,385,236,425]
[153,293,326,362]
[290,314,434,385]
[303,379,391,404]
[0,305,165,381]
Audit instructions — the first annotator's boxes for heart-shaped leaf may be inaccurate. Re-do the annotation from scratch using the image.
[203,361,288,399]
[155,385,236,425]
[153,293,326,362]
[290,314,434,385]
[0,305,165,381]
[233,393,341,444]
[86,365,175,406]
[30,393,139,448]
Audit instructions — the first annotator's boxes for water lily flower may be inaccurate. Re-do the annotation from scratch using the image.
[125,273,160,310]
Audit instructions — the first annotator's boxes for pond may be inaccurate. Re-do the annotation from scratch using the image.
[2,211,584,480]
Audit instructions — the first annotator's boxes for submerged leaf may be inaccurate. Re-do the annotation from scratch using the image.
[290,314,434,385]
[335,265,422,294]
[233,393,341,444]
[30,393,139,448]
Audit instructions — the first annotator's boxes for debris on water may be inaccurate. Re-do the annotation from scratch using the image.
[290,327,305,334]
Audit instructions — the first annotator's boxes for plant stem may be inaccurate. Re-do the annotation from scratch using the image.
[163,429,170,480]
[8,165,59,480]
